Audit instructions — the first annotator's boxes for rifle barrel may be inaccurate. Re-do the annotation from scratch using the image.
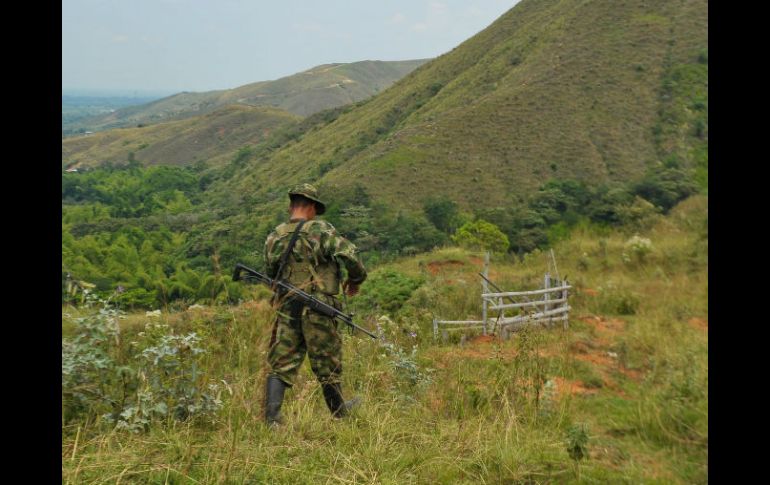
[234,264,377,339]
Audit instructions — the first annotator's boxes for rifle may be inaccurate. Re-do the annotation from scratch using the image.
[232,263,378,339]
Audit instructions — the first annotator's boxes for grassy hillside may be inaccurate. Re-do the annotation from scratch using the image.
[62,195,707,483]
[64,60,429,134]
[221,0,706,212]
[61,0,706,310]
[62,104,300,169]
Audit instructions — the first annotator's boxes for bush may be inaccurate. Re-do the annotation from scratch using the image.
[423,196,460,234]
[623,235,654,265]
[597,286,640,315]
[115,287,158,309]
[632,165,698,212]
[379,212,447,254]
[62,299,123,423]
[354,269,424,315]
[452,220,510,253]
[62,298,224,431]
[616,197,661,230]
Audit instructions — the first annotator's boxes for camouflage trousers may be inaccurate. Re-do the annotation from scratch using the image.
[267,295,343,387]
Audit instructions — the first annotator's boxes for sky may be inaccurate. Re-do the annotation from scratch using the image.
[62,0,519,96]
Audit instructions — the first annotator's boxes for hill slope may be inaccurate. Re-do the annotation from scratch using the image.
[225,0,706,212]
[62,105,300,169]
[64,60,429,134]
[62,195,708,483]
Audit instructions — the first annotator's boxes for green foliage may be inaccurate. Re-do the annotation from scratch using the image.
[354,269,424,315]
[623,235,654,265]
[566,423,590,461]
[632,165,699,212]
[62,164,201,218]
[63,298,223,431]
[114,287,158,309]
[423,196,460,234]
[62,198,708,483]
[592,282,640,315]
[452,220,510,253]
[61,298,123,422]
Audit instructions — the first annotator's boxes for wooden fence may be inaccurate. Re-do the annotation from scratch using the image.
[433,252,571,340]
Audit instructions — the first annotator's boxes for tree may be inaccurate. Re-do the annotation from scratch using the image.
[632,165,698,212]
[423,196,460,234]
[452,220,510,253]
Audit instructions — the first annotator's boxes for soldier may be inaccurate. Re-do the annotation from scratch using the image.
[262,183,367,425]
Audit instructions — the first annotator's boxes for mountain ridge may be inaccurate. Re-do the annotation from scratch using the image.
[220,0,706,213]
[63,59,430,135]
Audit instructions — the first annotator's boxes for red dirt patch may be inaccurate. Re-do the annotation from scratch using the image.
[426,260,465,275]
[577,314,626,346]
[552,377,599,397]
[575,351,615,368]
[688,317,708,333]
[470,335,496,344]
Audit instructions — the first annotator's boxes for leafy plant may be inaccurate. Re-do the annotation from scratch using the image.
[566,423,590,461]
[62,299,224,431]
[452,220,510,253]
[354,270,424,315]
[623,235,653,265]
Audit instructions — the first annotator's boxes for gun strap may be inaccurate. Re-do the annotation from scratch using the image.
[274,219,306,284]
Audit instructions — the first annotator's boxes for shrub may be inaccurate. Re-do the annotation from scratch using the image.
[566,423,590,461]
[379,212,447,254]
[452,220,510,253]
[423,196,460,234]
[115,287,158,309]
[632,165,698,212]
[62,299,123,423]
[62,298,224,431]
[354,269,424,315]
[623,235,653,264]
[616,197,661,230]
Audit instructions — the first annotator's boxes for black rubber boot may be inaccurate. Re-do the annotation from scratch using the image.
[321,382,360,418]
[265,375,287,426]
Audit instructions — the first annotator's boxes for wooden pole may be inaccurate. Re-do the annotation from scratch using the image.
[563,280,569,330]
[433,318,438,340]
[482,251,489,335]
[489,297,568,311]
[482,284,571,298]
[544,272,551,326]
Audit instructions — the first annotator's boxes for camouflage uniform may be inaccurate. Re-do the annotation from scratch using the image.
[264,210,367,387]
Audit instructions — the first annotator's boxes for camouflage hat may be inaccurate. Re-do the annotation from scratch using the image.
[288,183,326,215]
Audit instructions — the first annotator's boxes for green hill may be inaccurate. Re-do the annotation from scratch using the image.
[62,0,707,306]
[62,104,300,169]
[63,59,429,134]
[223,0,706,212]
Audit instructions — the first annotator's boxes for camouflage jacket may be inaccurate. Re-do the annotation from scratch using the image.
[264,218,367,296]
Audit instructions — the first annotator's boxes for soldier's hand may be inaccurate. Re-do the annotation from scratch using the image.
[343,280,360,296]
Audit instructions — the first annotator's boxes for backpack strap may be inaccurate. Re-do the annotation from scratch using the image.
[274,219,306,283]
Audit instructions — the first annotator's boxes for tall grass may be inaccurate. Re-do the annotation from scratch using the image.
[62,196,707,484]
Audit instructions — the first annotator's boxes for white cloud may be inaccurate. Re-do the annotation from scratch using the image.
[411,22,429,32]
[111,34,129,43]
